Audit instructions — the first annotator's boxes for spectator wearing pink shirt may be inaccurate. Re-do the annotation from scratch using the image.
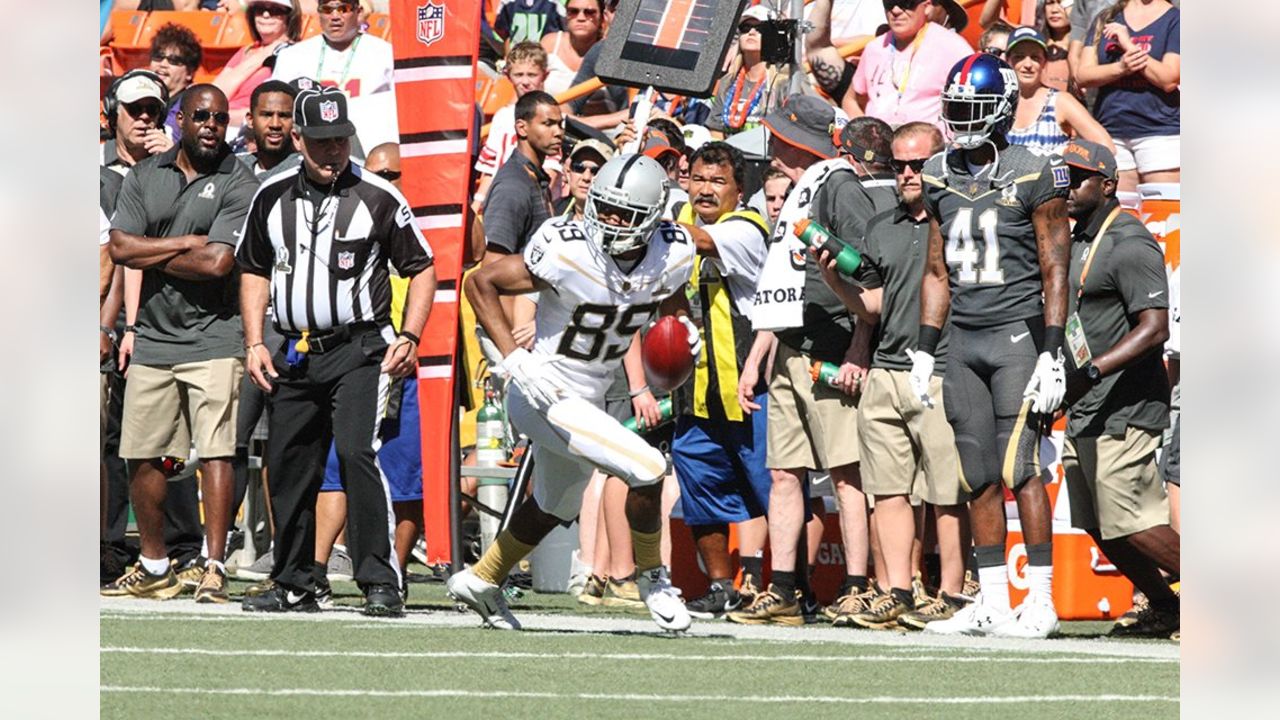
[213,1,302,124]
[848,0,973,128]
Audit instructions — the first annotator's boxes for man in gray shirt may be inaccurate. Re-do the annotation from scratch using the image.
[109,84,260,604]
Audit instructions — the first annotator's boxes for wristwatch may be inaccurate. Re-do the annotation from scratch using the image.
[123,324,137,335]
[1083,362,1102,384]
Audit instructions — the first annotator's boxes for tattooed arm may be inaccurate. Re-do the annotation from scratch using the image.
[1031,197,1071,331]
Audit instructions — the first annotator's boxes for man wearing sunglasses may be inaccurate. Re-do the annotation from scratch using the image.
[556,138,614,221]
[102,71,174,173]
[108,85,262,604]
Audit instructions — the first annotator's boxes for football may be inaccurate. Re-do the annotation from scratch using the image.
[642,315,696,393]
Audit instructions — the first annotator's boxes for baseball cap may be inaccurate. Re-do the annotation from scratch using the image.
[1007,26,1048,52]
[643,132,681,163]
[740,5,776,24]
[761,94,838,160]
[115,73,166,104]
[1061,140,1117,179]
[682,124,711,152]
[294,87,356,139]
[569,138,615,162]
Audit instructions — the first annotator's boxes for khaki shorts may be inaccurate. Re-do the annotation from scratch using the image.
[766,342,859,471]
[119,358,243,460]
[857,368,966,505]
[1064,427,1169,541]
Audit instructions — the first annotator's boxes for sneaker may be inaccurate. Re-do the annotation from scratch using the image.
[911,572,931,608]
[241,582,320,613]
[851,591,912,630]
[798,589,823,624]
[363,584,405,617]
[898,592,967,631]
[1108,601,1179,639]
[193,564,230,604]
[327,546,354,583]
[726,585,803,626]
[107,563,184,600]
[411,537,429,566]
[832,585,883,628]
[234,549,274,581]
[739,572,762,606]
[821,591,852,623]
[685,582,742,619]
[924,593,1016,636]
[243,579,275,597]
[602,577,647,609]
[1112,592,1149,630]
[175,559,205,593]
[446,568,521,630]
[994,591,1060,639]
[315,578,334,609]
[1169,630,1180,643]
[577,575,606,607]
[636,566,692,632]
[566,550,591,597]
[961,570,981,599]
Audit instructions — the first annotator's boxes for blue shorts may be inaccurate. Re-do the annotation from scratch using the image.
[321,378,423,502]
[671,394,771,526]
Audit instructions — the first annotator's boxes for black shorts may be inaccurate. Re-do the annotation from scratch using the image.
[943,317,1046,493]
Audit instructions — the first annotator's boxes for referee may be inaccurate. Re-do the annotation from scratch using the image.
[236,87,436,616]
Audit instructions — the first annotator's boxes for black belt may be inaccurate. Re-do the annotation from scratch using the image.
[277,322,381,354]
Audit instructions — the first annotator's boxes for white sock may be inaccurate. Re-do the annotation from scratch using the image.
[140,555,170,575]
[201,536,209,558]
[1026,564,1053,597]
[978,565,1010,612]
[207,559,225,573]
[333,543,348,554]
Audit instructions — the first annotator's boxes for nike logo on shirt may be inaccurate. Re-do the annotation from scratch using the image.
[1010,332,1030,344]
[1148,291,1164,298]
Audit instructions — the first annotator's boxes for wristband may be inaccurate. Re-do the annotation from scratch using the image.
[398,331,420,345]
[917,325,942,355]
[100,325,116,342]
[246,342,266,351]
[1043,325,1065,357]
[628,385,650,399]
[123,324,137,334]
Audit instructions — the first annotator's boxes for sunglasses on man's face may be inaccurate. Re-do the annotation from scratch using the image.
[318,3,356,15]
[891,157,928,174]
[373,169,402,181]
[124,101,164,118]
[883,0,926,12]
[191,109,231,125]
[151,52,188,66]
[570,160,601,175]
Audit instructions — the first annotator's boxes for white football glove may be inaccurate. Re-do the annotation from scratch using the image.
[678,315,703,359]
[1023,351,1066,413]
[906,348,936,409]
[500,347,566,411]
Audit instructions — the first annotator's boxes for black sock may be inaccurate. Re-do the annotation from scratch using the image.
[771,570,796,599]
[711,577,735,594]
[891,587,914,607]
[843,574,869,596]
[1149,594,1180,613]
[741,554,763,580]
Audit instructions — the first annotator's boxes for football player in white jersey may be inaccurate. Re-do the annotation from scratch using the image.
[453,154,700,632]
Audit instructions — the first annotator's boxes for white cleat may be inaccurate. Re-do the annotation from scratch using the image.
[637,566,692,632]
[993,591,1060,639]
[446,568,522,630]
[923,593,1016,636]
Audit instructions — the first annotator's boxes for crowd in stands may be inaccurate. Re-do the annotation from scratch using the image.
[99,0,1180,638]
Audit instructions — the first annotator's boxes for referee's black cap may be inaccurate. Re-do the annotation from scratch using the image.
[294,87,356,140]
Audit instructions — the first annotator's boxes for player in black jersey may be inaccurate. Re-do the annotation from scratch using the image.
[912,53,1072,638]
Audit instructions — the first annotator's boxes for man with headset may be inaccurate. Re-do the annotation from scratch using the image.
[101,70,174,175]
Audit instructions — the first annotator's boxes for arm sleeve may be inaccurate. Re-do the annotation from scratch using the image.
[704,218,767,288]
[1165,11,1180,54]
[481,174,529,254]
[234,186,277,277]
[1110,236,1170,314]
[208,173,261,246]
[383,190,435,276]
[109,169,149,236]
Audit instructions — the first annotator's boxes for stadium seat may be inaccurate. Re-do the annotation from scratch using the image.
[367,13,392,41]
[213,12,253,51]
[479,76,515,118]
[300,14,324,40]
[109,10,148,48]
[140,11,232,47]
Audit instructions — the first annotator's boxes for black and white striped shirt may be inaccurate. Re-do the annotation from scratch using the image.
[235,162,433,333]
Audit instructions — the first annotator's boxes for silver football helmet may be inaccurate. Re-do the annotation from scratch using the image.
[584,153,669,256]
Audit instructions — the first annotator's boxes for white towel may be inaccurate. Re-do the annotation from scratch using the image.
[751,159,851,331]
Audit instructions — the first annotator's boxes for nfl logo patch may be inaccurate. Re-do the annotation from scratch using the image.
[417,2,445,47]
[319,100,339,123]
[337,251,355,270]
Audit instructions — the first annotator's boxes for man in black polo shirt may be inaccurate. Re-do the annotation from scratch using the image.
[1060,140,1180,639]
[108,84,260,603]
[237,88,436,617]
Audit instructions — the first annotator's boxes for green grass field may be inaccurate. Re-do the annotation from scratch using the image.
[101,576,1179,719]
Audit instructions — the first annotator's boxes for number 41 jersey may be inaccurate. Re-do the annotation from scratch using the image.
[522,217,697,404]
[921,144,1069,329]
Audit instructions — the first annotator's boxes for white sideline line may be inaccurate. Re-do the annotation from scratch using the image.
[100,686,1178,705]
[100,646,1176,665]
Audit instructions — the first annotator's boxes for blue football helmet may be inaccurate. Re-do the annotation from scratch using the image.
[941,53,1019,149]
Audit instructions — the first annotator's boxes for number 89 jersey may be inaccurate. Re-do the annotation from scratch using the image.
[921,144,1069,328]
[523,217,697,403]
